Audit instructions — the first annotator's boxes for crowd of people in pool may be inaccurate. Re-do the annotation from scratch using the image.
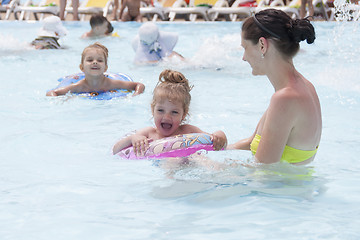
[32,9,322,165]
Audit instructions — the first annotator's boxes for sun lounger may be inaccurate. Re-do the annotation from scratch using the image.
[207,0,253,21]
[164,0,218,21]
[12,0,60,20]
[254,0,300,19]
[140,1,167,21]
[65,0,113,21]
[0,0,18,20]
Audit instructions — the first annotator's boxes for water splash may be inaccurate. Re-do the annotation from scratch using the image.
[334,0,360,21]
[159,34,243,71]
[0,34,33,55]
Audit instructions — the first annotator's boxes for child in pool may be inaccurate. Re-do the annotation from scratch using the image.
[112,69,227,156]
[81,14,115,38]
[31,16,68,50]
[46,42,145,97]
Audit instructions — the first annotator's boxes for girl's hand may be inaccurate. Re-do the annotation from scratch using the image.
[211,131,227,151]
[131,135,150,156]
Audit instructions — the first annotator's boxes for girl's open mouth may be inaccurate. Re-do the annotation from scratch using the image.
[161,123,172,129]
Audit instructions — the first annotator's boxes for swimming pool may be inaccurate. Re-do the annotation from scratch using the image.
[0,20,359,239]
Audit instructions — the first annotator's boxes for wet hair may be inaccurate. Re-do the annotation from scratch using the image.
[151,69,193,121]
[242,9,315,58]
[89,14,113,34]
[81,42,109,65]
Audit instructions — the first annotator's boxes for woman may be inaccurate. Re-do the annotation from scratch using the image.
[227,9,322,165]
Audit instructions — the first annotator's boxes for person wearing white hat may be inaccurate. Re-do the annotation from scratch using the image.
[31,16,68,49]
[132,22,184,64]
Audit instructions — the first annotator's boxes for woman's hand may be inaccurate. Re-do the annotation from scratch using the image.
[131,134,150,156]
[211,130,227,151]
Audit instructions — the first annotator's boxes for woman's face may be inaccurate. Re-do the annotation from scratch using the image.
[241,32,263,76]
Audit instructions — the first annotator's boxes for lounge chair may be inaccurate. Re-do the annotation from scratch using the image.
[254,0,300,19]
[66,0,114,21]
[12,0,60,20]
[140,0,168,21]
[164,0,218,21]
[207,0,253,21]
[0,0,18,20]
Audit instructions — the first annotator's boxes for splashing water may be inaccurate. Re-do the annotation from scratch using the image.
[334,0,360,21]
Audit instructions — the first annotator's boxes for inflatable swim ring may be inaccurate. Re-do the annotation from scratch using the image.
[55,72,133,100]
[117,133,215,160]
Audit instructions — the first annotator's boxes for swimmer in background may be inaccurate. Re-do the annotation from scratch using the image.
[132,22,184,64]
[113,0,151,21]
[81,14,117,38]
[112,69,227,156]
[31,16,68,50]
[46,42,145,97]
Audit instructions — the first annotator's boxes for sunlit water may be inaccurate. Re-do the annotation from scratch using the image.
[0,21,359,239]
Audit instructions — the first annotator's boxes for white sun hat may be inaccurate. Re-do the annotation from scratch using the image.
[132,22,178,63]
[38,16,68,38]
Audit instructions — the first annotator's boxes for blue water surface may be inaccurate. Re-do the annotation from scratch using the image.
[0,21,359,239]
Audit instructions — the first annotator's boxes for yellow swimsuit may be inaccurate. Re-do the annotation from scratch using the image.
[250,134,318,164]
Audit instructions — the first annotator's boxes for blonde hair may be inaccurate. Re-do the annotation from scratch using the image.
[81,42,109,65]
[151,69,193,121]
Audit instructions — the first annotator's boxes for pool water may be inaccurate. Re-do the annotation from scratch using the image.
[0,21,360,239]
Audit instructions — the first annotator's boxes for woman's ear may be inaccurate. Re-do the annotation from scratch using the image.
[258,37,268,55]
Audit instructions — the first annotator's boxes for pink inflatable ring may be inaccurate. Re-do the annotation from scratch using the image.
[117,133,215,159]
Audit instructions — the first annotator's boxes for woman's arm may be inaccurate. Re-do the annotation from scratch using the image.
[226,135,254,150]
[254,91,296,164]
[226,113,264,150]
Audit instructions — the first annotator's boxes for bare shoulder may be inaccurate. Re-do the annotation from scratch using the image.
[270,88,299,110]
[179,124,203,134]
[136,126,156,136]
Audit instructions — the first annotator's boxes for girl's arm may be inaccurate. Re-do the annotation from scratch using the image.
[46,85,79,96]
[211,130,227,151]
[112,127,153,155]
[180,125,227,151]
[112,134,134,155]
[110,79,145,96]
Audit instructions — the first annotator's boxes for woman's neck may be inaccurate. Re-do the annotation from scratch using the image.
[267,58,297,91]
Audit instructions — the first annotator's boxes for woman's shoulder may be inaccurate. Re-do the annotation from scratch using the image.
[271,87,300,105]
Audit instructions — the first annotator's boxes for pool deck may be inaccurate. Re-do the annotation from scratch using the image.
[1,8,332,22]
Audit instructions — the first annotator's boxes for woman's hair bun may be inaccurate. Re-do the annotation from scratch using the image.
[288,18,316,44]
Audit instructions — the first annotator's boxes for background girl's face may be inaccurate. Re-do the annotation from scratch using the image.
[80,48,108,76]
[153,98,185,137]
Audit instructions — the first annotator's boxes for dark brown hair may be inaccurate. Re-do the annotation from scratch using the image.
[89,14,113,34]
[242,9,315,58]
